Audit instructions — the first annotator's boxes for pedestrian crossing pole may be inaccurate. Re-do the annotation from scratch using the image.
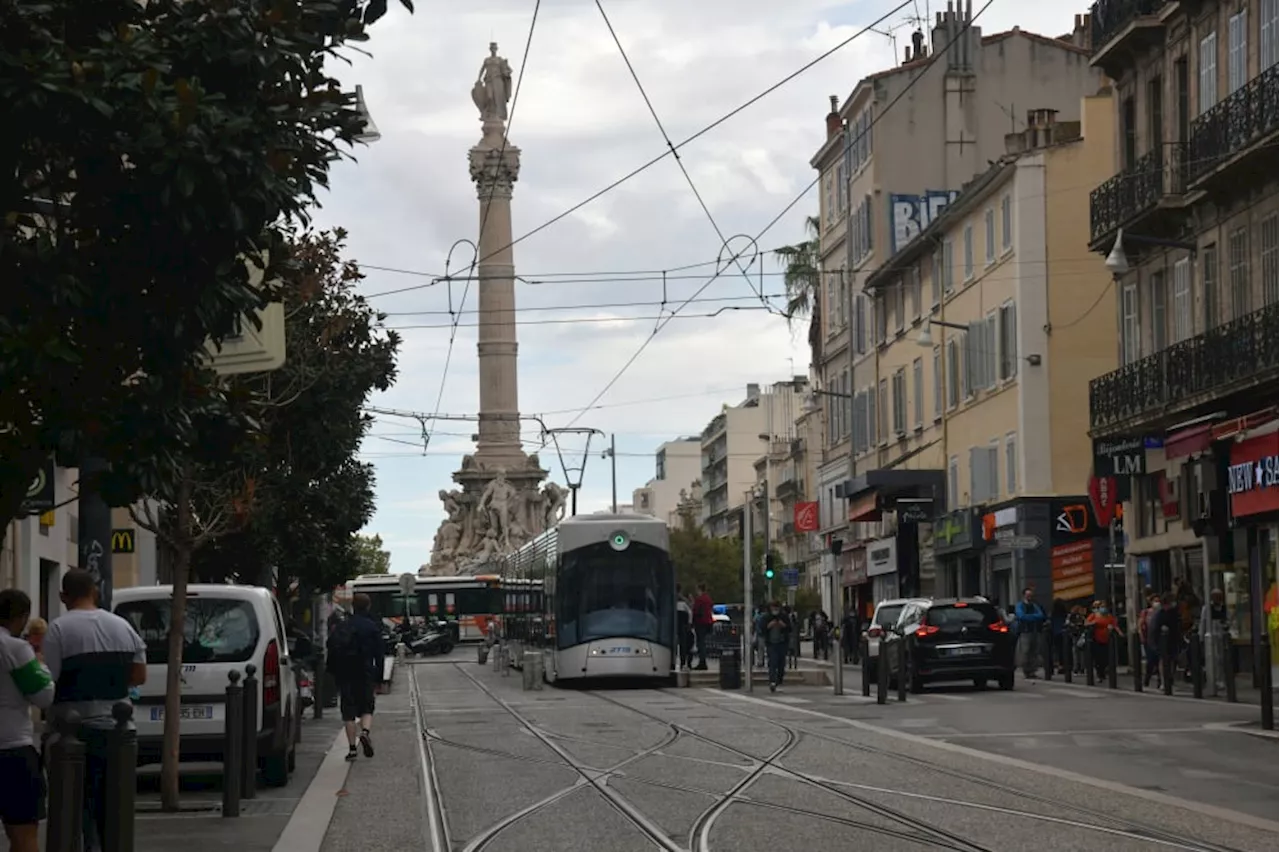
[742,492,754,694]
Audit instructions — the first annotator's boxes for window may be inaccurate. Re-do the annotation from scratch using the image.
[852,389,868,453]
[1228,10,1248,94]
[854,292,867,353]
[984,208,996,264]
[963,224,974,280]
[1121,281,1141,365]
[1172,257,1193,342]
[824,171,835,226]
[118,598,260,665]
[656,450,667,481]
[998,301,1018,380]
[1261,215,1278,306]
[1000,194,1012,250]
[835,162,847,213]
[946,338,961,408]
[893,281,906,332]
[891,368,907,435]
[1148,75,1164,149]
[868,385,878,448]
[874,291,888,344]
[1199,32,1218,114]
[1149,270,1167,352]
[851,195,875,263]
[969,444,999,504]
[877,378,889,443]
[932,346,943,419]
[1202,244,1219,331]
[1005,433,1018,495]
[941,239,954,293]
[948,456,960,508]
[1229,226,1250,318]
[912,358,924,428]
[1264,0,1279,70]
[931,249,943,306]
[908,267,923,320]
[965,315,997,393]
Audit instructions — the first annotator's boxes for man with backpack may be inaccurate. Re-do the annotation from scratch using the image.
[327,594,384,762]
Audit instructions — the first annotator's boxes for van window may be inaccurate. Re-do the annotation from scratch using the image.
[926,603,998,627]
[117,598,260,664]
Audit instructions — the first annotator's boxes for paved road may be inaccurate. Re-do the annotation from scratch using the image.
[323,650,1277,852]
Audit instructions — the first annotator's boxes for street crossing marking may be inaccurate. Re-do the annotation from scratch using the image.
[924,693,970,701]
[770,695,812,704]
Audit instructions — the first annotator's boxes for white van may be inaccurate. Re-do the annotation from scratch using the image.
[113,584,300,787]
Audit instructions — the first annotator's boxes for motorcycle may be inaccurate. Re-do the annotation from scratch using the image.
[408,620,455,656]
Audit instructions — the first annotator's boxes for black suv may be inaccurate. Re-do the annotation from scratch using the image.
[884,598,1015,692]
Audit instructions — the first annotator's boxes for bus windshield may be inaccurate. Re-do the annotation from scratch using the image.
[556,542,674,649]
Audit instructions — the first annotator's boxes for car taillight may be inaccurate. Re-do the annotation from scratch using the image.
[263,639,281,706]
[988,622,1009,633]
[915,625,940,638]
[867,626,883,638]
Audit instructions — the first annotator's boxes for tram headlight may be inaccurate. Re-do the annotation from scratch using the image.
[608,531,630,551]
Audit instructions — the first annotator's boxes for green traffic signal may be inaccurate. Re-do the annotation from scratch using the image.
[764,568,774,579]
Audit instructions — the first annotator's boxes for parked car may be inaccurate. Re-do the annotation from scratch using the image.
[883,597,1016,692]
[114,584,301,787]
[862,597,929,676]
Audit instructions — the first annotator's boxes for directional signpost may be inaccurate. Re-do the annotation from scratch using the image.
[781,567,800,587]
[994,529,1042,550]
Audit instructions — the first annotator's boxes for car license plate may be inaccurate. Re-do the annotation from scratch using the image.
[150,705,216,722]
[947,646,984,657]
[300,686,313,699]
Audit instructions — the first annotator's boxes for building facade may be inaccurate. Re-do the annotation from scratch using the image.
[810,8,1106,617]
[1085,0,1278,678]
[632,438,702,526]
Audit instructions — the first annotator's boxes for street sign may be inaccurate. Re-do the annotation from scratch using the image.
[1004,535,1042,550]
[781,567,800,587]
[1088,475,1119,527]
[20,459,55,515]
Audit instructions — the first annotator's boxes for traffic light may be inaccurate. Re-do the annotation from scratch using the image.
[764,554,775,580]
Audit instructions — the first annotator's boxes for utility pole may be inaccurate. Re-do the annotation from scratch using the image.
[742,492,754,693]
[608,435,617,513]
[762,471,773,602]
[78,457,113,609]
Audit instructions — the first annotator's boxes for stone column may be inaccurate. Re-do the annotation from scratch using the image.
[468,133,525,471]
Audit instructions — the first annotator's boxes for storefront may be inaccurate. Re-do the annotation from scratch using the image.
[846,469,945,601]
[867,536,897,603]
[932,507,986,598]
[841,547,869,620]
[1226,428,1279,675]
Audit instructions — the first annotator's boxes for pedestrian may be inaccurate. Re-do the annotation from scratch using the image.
[0,590,55,852]
[1014,588,1046,678]
[1049,599,1067,674]
[1153,591,1181,683]
[41,569,147,852]
[1084,600,1120,682]
[674,585,693,671]
[761,601,791,693]
[1199,589,1229,691]
[326,593,384,761]
[690,584,714,671]
[841,608,860,664]
[22,618,46,663]
[1142,594,1162,689]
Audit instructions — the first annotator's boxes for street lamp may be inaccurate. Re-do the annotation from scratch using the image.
[353,85,381,144]
[1103,227,1197,276]
[915,318,969,348]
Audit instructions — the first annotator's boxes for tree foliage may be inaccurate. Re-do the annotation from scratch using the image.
[772,215,822,368]
[0,0,412,535]
[353,533,392,575]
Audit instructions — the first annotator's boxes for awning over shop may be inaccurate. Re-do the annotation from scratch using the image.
[845,469,946,523]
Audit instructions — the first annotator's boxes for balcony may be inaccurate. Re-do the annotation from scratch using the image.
[776,477,803,500]
[1089,304,1279,434]
[1088,144,1188,250]
[1187,66,1279,189]
[1089,0,1166,79]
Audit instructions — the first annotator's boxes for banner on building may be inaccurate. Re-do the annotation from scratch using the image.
[889,190,958,254]
[793,501,820,533]
[1051,541,1095,602]
[20,458,55,515]
[1087,475,1118,527]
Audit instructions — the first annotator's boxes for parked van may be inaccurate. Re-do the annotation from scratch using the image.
[113,584,301,787]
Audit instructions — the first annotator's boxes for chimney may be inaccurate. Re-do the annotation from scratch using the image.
[911,29,926,60]
[904,44,912,64]
[825,94,841,138]
[1073,13,1092,50]
[746,383,761,401]
[1005,131,1026,155]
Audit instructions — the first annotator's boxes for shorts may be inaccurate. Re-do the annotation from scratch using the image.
[338,677,376,721]
[0,745,46,826]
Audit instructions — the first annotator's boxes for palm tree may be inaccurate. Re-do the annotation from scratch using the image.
[773,215,822,368]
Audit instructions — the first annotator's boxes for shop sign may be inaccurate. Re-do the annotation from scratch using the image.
[794,501,820,532]
[867,536,897,577]
[1087,475,1118,527]
[933,508,980,555]
[843,549,867,586]
[1228,433,1279,517]
[1050,540,1095,601]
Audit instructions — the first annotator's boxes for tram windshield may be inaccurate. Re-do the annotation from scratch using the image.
[556,542,675,649]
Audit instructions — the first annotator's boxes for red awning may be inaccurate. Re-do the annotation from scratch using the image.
[1164,424,1213,460]
[848,491,882,523]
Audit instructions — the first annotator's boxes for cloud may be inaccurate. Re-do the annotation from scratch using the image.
[320,1,1083,569]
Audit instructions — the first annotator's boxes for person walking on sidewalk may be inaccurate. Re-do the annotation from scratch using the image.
[1014,588,1046,679]
[327,594,384,761]
[675,586,693,671]
[1085,600,1121,682]
[42,570,147,852]
[0,590,55,852]
[762,602,791,692]
[690,585,714,671]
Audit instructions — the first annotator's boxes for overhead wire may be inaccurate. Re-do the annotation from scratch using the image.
[381,291,788,317]
[559,0,997,428]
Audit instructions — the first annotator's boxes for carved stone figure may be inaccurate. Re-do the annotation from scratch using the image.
[542,481,569,528]
[434,519,461,561]
[472,528,499,565]
[471,42,513,124]
[439,488,464,522]
[478,468,518,549]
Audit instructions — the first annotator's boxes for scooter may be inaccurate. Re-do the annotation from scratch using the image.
[408,620,455,656]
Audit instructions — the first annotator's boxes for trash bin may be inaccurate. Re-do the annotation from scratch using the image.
[718,649,741,690]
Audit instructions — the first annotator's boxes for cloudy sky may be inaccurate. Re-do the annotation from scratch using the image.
[313,0,1078,571]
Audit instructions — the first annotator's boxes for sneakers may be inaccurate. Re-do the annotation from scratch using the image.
[769,681,776,692]
[359,729,374,758]
[345,745,358,762]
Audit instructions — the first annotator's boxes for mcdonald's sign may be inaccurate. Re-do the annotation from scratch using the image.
[111,529,135,554]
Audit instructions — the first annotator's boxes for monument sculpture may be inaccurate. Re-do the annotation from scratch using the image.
[426,43,569,576]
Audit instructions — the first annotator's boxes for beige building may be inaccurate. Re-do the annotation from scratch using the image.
[632,438,702,527]
[855,99,1118,609]
[809,6,1105,614]
[1084,0,1277,677]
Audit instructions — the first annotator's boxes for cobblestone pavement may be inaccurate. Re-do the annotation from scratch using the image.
[323,655,1278,852]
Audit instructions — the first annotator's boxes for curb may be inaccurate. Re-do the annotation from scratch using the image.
[271,728,353,852]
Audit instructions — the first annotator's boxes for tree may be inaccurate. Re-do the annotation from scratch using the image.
[0,0,413,540]
[668,507,743,602]
[354,534,391,575]
[772,215,822,369]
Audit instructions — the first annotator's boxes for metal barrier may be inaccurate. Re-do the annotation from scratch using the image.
[1107,635,1119,689]
[223,671,244,817]
[860,637,871,697]
[241,664,259,799]
[103,703,137,851]
[1041,626,1053,681]
[45,703,137,852]
[1085,634,1096,686]
[1130,633,1143,693]
[896,638,908,702]
[1062,633,1073,684]
[876,642,888,705]
[46,711,85,852]
[1160,626,1174,696]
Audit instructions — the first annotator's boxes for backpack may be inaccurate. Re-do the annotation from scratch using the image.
[326,617,360,669]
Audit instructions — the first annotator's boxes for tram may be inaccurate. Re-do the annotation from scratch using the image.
[500,512,676,683]
[346,573,503,642]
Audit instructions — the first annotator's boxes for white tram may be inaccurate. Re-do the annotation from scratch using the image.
[499,513,676,683]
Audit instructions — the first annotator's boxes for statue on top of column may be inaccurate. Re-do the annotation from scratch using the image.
[472,42,513,124]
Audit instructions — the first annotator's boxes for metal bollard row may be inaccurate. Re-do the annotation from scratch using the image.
[896,637,908,703]
[223,670,244,818]
[860,637,871,698]
[242,664,259,800]
[46,701,137,852]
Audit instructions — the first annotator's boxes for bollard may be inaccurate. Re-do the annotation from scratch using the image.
[1107,634,1118,689]
[896,637,908,702]
[1159,626,1173,696]
[532,652,544,690]
[46,710,86,852]
[876,643,888,705]
[1063,633,1073,684]
[1260,630,1274,731]
[522,651,538,690]
[1085,634,1096,686]
[312,646,325,721]
[223,671,244,817]
[1225,634,1238,703]
[241,664,259,800]
[1189,631,1203,699]
[1130,632,1143,693]
[493,642,502,672]
[477,643,489,665]
[1042,626,1053,682]
[102,702,137,852]
[860,637,871,697]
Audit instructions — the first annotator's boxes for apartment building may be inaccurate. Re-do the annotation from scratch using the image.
[857,102,1119,612]
[1084,0,1278,674]
[632,438,702,526]
[810,5,1105,614]
[700,380,809,538]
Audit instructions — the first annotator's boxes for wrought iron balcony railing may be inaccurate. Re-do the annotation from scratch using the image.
[1089,0,1163,56]
[1187,66,1279,186]
[1089,304,1280,431]
[1088,147,1165,244]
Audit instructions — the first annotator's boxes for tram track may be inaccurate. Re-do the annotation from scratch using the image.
[650,688,1250,852]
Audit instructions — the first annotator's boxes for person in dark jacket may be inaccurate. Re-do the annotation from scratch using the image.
[761,601,791,692]
[328,594,385,761]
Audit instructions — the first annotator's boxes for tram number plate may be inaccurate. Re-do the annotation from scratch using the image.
[608,646,631,655]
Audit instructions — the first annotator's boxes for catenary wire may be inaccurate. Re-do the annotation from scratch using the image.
[422,0,541,448]
[559,0,997,428]
[594,0,772,311]
[381,291,787,317]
